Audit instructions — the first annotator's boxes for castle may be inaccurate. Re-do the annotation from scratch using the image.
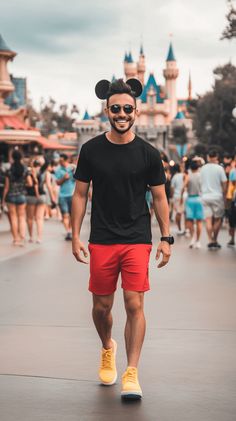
[77,42,194,154]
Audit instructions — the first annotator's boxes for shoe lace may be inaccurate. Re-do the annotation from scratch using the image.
[125,368,137,383]
[101,349,112,370]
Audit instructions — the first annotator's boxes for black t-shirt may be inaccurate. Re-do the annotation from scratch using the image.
[74,133,166,244]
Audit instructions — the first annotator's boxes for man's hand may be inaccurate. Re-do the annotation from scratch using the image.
[155,241,171,268]
[64,172,70,180]
[72,238,89,264]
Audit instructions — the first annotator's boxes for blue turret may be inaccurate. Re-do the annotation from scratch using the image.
[166,42,176,62]
[124,51,128,62]
[127,51,134,63]
[0,34,13,52]
[83,110,91,120]
[175,110,185,120]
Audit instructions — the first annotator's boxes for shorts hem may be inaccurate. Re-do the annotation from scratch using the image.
[89,287,117,296]
[122,287,150,293]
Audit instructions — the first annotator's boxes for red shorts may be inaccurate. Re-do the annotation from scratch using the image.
[88,243,152,295]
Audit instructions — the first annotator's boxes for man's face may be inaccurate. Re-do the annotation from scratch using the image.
[59,157,66,167]
[105,94,137,134]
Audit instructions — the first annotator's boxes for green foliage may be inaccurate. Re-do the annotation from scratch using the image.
[191,63,236,153]
[27,98,79,137]
[221,0,236,40]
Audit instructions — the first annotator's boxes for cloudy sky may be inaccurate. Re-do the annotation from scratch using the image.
[1,0,235,116]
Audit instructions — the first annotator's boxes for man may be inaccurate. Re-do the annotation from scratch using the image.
[200,149,227,249]
[226,154,236,246]
[55,153,75,240]
[170,163,185,235]
[71,78,173,400]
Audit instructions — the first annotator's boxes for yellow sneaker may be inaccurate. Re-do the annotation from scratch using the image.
[99,339,117,385]
[121,366,142,399]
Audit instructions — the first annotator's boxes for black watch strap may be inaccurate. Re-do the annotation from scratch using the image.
[160,236,174,245]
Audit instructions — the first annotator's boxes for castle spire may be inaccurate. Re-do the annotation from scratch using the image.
[166,42,176,62]
[140,43,144,56]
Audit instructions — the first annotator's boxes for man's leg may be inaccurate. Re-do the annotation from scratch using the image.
[212,217,222,243]
[123,290,145,368]
[92,293,114,350]
[205,216,213,242]
[196,220,202,241]
[176,212,182,231]
[92,293,117,385]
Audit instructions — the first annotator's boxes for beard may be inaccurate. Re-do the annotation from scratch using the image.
[109,117,135,134]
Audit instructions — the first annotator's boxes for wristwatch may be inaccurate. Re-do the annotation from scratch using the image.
[160,236,174,245]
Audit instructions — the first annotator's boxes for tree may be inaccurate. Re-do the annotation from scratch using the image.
[191,63,236,153]
[27,99,79,136]
[221,0,236,40]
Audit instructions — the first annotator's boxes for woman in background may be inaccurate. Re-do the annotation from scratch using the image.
[26,159,46,243]
[2,150,30,246]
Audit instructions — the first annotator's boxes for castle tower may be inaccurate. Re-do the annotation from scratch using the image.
[0,34,17,111]
[163,42,179,120]
[188,71,192,101]
[137,44,145,85]
[124,51,137,80]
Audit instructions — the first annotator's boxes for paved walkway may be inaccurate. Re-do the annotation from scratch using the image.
[0,214,235,421]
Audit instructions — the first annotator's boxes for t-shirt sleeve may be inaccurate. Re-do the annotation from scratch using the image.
[229,169,236,182]
[147,148,166,186]
[54,169,62,180]
[219,166,227,182]
[74,145,92,182]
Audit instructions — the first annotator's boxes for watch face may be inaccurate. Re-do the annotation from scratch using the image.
[169,236,174,245]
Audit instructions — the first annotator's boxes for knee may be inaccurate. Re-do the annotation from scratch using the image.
[93,302,112,319]
[125,299,143,317]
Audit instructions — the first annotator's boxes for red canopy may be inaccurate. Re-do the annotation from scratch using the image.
[0,115,29,130]
[36,136,77,150]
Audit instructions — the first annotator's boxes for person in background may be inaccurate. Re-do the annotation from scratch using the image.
[170,163,185,234]
[0,155,6,217]
[200,149,227,249]
[55,153,75,240]
[26,159,47,243]
[226,153,236,246]
[41,160,57,220]
[2,150,30,246]
[181,160,204,248]
[222,152,233,228]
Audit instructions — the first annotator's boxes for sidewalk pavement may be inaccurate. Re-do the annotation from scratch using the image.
[0,214,235,421]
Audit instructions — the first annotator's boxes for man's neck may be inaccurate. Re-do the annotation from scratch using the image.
[106,129,135,144]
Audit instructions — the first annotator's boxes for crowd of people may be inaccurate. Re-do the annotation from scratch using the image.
[0,147,236,249]
[0,150,76,246]
[159,149,236,249]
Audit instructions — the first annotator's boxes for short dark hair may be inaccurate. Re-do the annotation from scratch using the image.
[190,160,199,171]
[12,150,23,162]
[106,79,136,104]
[173,163,181,173]
[60,153,68,161]
[223,152,232,160]
[208,149,219,158]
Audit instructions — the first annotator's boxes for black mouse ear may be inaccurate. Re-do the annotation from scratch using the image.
[126,78,143,97]
[95,80,110,99]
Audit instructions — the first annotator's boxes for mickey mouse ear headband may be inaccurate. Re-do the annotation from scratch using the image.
[95,78,143,100]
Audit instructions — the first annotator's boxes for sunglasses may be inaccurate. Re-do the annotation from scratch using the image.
[108,104,136,114]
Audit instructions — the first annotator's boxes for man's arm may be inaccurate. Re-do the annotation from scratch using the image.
[71,180,90,263]
[56,173,70,186]
[150,184,171,268]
